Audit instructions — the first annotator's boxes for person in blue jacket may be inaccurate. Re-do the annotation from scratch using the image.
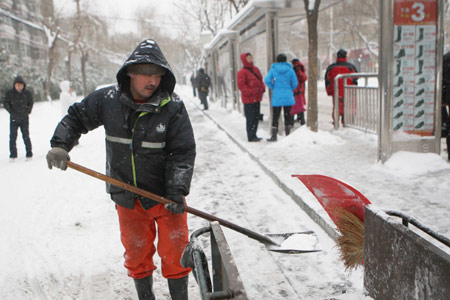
[264,53,298,141]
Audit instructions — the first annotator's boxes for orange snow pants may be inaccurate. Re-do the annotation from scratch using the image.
[116,199,191,279]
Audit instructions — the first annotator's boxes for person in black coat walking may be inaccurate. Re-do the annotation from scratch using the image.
[442,51,450,160]
[190,72,197,97]
[46,39,195,300]
[3,75,33,160]
[196,68,210,110]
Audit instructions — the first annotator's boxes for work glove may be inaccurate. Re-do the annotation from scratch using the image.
[46,147,70,170]
[165,194,185,214]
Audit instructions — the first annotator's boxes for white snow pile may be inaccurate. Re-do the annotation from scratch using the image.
[335,127,378,144]
[279,232,319,251]
[372,151,450,178]
[275,125,344,147]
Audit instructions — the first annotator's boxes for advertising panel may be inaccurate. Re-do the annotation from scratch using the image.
[392,0,437,136]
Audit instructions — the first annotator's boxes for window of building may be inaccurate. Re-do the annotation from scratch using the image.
[12,20,22,32]
[23,43,31,57]
[0,16,13,27]
[12,0,24,11]
[30,46,40,59]
[25,1,36,12]
[0,39,7,52]
[7,39,16,53]
[18,42,23,56]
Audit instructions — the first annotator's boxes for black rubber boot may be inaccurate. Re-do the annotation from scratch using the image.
[259,113,264,121]
[447,133,450,161]
[285,125,292,136]
[168,275,188,300]
[299,112,306,125]
[266,127,278,142]
[134,276,155,300]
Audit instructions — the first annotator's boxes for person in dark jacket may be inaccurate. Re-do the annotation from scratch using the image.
[324,49,358,126]
[196,68,210,110]
[442,50,450,160]
[3,75,33,160]
[264,53,298,141]
[237,52,265,142]
[46,39,195,300]
[190,72,196,97]
[290,58,308,125]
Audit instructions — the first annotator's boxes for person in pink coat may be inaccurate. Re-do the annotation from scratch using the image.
[237,52,266,142]
[290,58,307,125]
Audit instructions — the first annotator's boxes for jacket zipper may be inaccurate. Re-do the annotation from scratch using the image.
[131,111,149,187]
[129,96,170,197]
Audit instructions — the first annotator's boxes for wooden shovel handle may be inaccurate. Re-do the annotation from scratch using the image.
[66,161,278,246]
[67,161,173,205]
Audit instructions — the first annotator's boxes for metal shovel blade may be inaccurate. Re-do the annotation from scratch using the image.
[265,231,321,254]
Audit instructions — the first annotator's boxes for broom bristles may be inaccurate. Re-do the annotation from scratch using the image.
[335,208,365,271]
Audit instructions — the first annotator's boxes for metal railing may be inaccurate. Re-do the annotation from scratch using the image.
[334,73,379,133]
[385,210,450,248]
[187,222,248,300]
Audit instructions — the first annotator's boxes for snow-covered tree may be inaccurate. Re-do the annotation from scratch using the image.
[170,0,247,79]
[70,0,109,96]
[334,0,379,70]
[228,0,249,16]
[65,42,76,82]
[175,0,243,37]
[42,17,60,102]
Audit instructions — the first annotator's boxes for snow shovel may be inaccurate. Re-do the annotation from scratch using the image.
[67,161,320,254]
[292,174,372,269]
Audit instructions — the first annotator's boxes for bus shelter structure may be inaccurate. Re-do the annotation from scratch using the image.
[203,0,311,118]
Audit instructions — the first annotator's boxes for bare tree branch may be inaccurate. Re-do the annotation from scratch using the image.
[227,0,248,14]
[203,7,216,35]
[343,17,378,57]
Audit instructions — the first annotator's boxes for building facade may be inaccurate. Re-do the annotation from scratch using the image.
[0,0,52,65]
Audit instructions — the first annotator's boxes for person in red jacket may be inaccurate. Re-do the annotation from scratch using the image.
[237,52,265,142]
[290,58,308,125]
[324,49,358,126]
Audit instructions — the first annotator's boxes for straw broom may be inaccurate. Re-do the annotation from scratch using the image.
[291,174,370,270]
[334,208,365,271]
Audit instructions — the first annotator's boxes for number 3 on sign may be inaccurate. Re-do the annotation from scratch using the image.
[411,2,425,22]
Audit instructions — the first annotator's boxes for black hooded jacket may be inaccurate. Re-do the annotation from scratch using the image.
[50,39,196,209]
[442,51,450,106]
[196,69,210,96]
[3,76,33,119]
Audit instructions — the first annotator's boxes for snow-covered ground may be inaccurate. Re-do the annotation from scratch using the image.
[0,82,448,299]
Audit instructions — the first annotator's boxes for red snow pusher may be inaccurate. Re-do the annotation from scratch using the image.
[292,175,372,269]
[292,175,371,223]
[67,161,321,254]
